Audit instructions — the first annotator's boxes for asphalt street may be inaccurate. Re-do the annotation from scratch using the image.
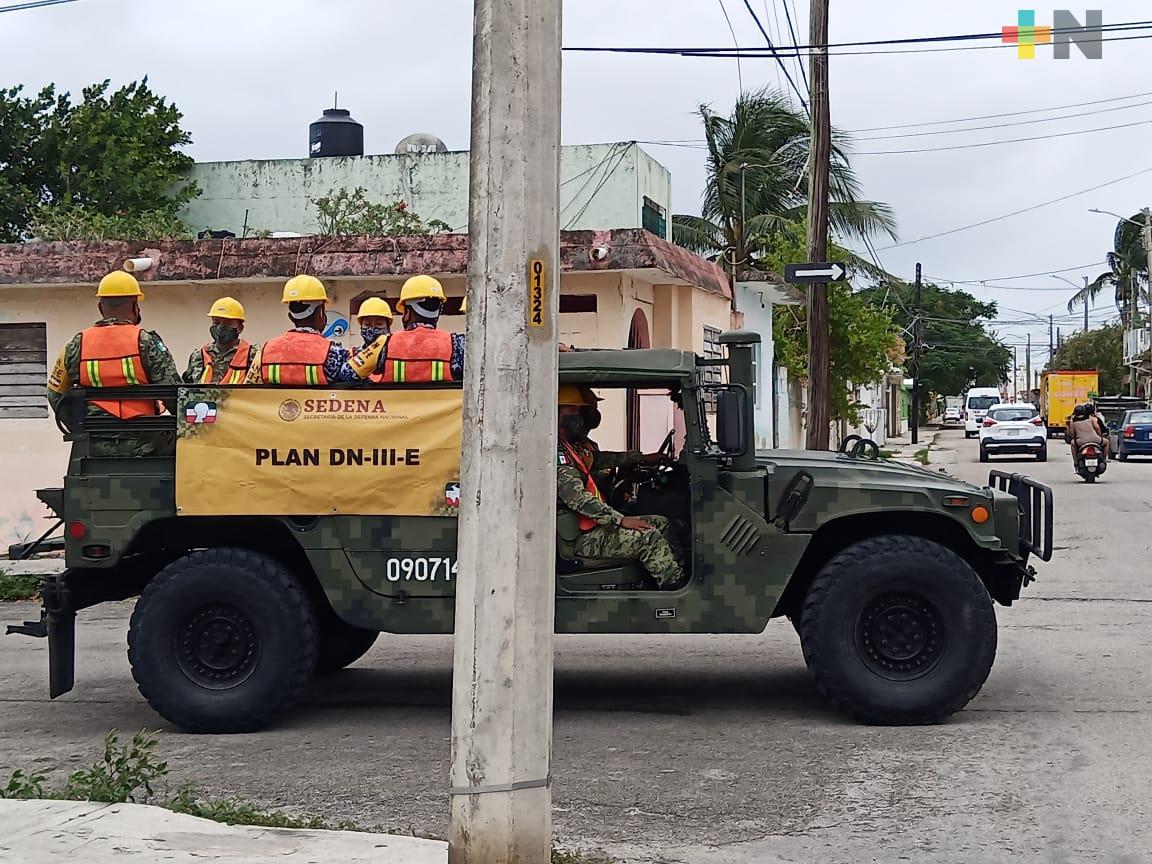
[1,427,1149,863]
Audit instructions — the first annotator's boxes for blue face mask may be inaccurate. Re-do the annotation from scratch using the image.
[361,326,388,346]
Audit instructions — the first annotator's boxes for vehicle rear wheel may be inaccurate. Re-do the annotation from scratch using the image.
[316,615,379,674]
[1036,448,1047,462]
[1119,452,1128,462]
[799,535,996,725]
[979,447,989,463]
[127,548,318,733]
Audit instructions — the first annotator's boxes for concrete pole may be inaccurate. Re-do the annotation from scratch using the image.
[449,0,561,861]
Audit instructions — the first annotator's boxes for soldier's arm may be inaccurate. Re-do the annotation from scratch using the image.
[244,345,265,384]
[46,342,72,414]
[591,450,645,471]
[557,463,622,526]
[182,349,203,385]
[339,334,388,382]
[139,330,180,414]
[450,333,466,381]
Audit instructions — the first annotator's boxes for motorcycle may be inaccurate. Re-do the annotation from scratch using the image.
[1075,442,1107,483]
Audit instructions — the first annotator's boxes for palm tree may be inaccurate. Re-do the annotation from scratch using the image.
[1067,215,1148,324]
[671,88,897,277]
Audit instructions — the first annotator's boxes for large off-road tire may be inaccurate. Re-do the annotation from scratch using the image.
[799,535,996,725]
[316,616,379,674]
[128,548,318,733]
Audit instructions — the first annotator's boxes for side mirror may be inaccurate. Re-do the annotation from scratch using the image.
[715,387,748,456]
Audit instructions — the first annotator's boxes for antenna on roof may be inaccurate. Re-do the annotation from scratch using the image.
[333,90,338,109]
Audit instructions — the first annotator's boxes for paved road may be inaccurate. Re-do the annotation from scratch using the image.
[2,428,1149,863]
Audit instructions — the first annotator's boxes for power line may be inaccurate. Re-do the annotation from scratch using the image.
[714,0,745,92]
[858,114,1152,155]
[928,262,1106,284]
[876,165,1152,250]
[740,0,809,112]
[780,0,809,93]
[0,0,79,11]
[762,0,785,95]
[563,20,1152,57]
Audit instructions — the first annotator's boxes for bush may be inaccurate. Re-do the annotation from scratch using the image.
[29,204,192,242]
[62,730,168,803]
[0,769,48,800]
[0,571,41,602]
[312,187,451,237]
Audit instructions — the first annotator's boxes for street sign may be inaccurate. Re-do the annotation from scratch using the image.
[784,262,847,284]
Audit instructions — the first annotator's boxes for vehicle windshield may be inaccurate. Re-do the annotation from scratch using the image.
[968,396,1000,410]
[1128,411,1152,424]
[989,407,1036,422]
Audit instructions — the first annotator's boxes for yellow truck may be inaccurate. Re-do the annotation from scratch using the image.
[1041,370,1099,438]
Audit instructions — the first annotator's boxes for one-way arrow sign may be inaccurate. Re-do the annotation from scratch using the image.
[784,262,847,284]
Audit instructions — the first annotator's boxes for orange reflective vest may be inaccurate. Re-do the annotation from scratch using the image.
[199,340,252,385]
[561,441,603,532]
[260,331,331,385]
[380,327,453,383]
[77,324,157,419]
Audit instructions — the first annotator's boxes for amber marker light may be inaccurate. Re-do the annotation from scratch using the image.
[970,506,990,524]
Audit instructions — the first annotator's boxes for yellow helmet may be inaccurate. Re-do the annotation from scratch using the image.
[396,275,446,312]
[281,274,329,304]
[207,296,245,321]
[96,270,143,299]
[356,297,394,319]
[558,385,594,406]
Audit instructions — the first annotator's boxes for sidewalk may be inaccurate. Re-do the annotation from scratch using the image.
[882,426,957,467]
[0,800,447,863]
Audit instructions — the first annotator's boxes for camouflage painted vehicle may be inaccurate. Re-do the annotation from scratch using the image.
[9,332,1053,732]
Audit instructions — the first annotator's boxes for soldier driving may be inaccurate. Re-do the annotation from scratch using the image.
[556,385,683,589]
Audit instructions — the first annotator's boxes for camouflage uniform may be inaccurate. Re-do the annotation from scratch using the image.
[183,340,259,384]
[557,442,684,588]
[47,318,180,456]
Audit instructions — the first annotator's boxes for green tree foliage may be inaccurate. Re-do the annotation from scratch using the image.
[1048,323,1124,394]
[861,282,1011,397]
[764,224,901,423]
[671,88,896,275]
[0,79,196,242]
[1067,216,1148,326]
[312,187,451,237]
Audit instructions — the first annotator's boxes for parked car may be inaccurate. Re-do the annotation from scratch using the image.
[1110,409,1152,461]
[979,403,1047,462]
[944,406,962,423]
[964,387,1003,438]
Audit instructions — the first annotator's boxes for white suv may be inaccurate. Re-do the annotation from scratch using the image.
[979,403,1047,463]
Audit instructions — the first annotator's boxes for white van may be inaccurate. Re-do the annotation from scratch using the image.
[964,387,1003,438]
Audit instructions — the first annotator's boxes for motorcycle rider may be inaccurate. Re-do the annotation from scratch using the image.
[1067,403,1107,470]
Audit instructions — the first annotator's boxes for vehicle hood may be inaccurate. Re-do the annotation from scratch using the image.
[755,449,984,492]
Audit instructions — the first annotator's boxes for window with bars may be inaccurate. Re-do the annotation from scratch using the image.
[641,196,667,238]
[0,323,48,419]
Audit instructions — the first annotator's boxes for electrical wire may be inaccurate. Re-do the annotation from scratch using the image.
[876,165,1152,250]
[0,0,78,11]
[740,0,809,112]
[714,0,745,93]
[763,0,786,96]
[857,115,1152,155]
[928,262,1106,284]
[781,0,809,92]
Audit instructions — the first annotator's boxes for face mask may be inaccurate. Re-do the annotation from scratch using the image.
[581,406,602,431]
[361,326,388,345]
[210,323,240,346]
[559,413,587,440]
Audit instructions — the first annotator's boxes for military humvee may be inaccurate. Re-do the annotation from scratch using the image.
[9,332,1052,732]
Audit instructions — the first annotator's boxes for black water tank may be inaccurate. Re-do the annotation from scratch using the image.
[309,108,364,158]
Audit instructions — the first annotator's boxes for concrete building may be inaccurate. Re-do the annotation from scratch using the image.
[0,229,733,547]
[181,142,672,241]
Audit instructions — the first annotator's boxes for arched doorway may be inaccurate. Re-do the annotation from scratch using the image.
[626,309,650,451]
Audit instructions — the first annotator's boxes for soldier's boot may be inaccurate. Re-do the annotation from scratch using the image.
[636,529,685,589]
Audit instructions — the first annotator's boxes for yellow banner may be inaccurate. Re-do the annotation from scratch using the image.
[176,387,462,517]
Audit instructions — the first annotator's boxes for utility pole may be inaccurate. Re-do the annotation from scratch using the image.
[1057,327,1063,351]
[1013,346,1018,399]
[1082,275,1089,332]
[1025,334,1031,404]
[449,0,561,860]
[1049,314,1054,358]
[1139,208,1151,397]
[910,263,923,444]
[804,0,831,450]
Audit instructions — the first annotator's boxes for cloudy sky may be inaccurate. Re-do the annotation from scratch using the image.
[7,0,1152,369]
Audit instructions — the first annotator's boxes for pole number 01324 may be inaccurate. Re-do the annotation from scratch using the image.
[385,557,458,582]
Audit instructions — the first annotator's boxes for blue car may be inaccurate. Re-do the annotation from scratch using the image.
[1112,409,1152,460]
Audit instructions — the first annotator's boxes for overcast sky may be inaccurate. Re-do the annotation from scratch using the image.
[7,0,1152,366]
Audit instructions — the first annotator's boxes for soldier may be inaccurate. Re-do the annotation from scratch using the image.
[183,297,256,384]
[46,270,180,455]
[246,275,359,385]
[347,297,394,384]
[556,385,684,589]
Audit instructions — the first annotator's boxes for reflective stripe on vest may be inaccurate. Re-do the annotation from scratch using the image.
[560,441,604,532]
[381,327,453,383]
[199,340,252,385]
[77,324,157,420]
[259,331,331,386]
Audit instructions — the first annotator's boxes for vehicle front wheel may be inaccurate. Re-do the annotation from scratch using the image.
[799,535,996,725]
[127,548,318,733]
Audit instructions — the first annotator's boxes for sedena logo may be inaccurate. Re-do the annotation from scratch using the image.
[278,399,303,422]
[1002,9,1104,60]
